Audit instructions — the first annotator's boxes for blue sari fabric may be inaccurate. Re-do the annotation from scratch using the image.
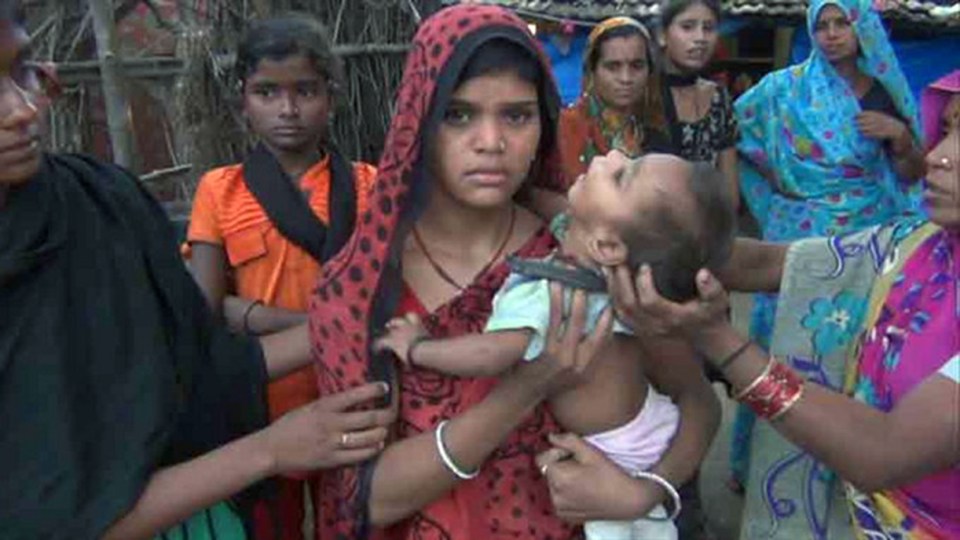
[736,0,922,245]
[730,0,924,487]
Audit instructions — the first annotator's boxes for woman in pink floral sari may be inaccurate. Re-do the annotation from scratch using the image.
[596,70,959,539]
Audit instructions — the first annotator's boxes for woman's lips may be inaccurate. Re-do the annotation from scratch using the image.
[465,170,509,186]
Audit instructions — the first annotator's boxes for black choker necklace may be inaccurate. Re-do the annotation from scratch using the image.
[666,72,699,87]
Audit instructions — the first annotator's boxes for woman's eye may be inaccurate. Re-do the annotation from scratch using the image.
[297,83,324,98]
[444,108,471,125]
[252,86,277,98]
[504,110,533,125]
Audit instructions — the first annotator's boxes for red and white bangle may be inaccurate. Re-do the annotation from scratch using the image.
[735,357,805,421]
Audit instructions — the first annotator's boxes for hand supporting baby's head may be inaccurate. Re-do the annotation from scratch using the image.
[622,157,735,301]
[567,152,735,302]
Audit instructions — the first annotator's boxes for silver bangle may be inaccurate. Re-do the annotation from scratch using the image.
[435,420,479,480]
[632,470,682,522]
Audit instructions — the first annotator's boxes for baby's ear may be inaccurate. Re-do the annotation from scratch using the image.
[586,231,628,267]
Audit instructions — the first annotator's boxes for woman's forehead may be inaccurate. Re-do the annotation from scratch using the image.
[816,3,848,22]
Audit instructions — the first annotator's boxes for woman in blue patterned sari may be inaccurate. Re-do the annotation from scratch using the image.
[729,0,927,490]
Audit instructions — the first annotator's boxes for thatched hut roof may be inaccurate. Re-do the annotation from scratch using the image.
[442,0,960,30]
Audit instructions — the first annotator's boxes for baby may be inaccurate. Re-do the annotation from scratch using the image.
[377,153,735,539]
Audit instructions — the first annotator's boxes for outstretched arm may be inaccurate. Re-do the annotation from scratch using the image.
[715,238,788,293]
[368,287,614,526]
[409,331,531,377]
[696,320,958,492]
[102,383,393,539]
[633,268,960,493]
[375,313,531,377]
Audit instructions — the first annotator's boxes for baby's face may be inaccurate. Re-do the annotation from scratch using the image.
[567,151,646,238]
[567,152,692,247]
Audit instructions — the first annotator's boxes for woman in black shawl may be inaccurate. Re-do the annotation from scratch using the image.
[0,3,393,538]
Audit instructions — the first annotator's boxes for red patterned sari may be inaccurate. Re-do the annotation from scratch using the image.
[308,5,573,539]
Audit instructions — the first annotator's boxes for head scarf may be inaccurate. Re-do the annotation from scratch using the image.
[735,0,922,240]
[584,17,654,88]
[583,18,665,130]
[921,70,960,149]
[309,5,568,539]
[558,17,668,181]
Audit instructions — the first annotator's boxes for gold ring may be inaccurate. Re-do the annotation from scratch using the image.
[341,433,350,447]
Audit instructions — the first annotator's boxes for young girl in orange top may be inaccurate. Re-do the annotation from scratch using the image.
[186,14,375,540]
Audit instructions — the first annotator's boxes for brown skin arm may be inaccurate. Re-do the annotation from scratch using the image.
[889,129,927,182]
[715,238,788,293]
[259,324,313,381]
[698,322,959,492]
[405,330,531,377]
[102,383,393,539]
[638,268,960,493]
[855,111,926,182]
[223,296,307,336]
[533,336,720,523]
[189,242,305,334]
[638,335,721,496]
[373,314,530,377]
[189,242,229,318]
[368,287,614,527]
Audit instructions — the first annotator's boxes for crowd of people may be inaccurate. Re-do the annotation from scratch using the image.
[0,0,956,539]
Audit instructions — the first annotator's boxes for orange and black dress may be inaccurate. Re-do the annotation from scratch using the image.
[188,149,375,540]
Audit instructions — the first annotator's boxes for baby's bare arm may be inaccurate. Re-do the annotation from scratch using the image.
[413,330,532,377]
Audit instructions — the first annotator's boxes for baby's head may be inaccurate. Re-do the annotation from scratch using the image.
[567,152,735,301]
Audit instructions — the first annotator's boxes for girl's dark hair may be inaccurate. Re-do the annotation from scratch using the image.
[236,13,343,97]
[659,0,722,30]
[456,38,543,89]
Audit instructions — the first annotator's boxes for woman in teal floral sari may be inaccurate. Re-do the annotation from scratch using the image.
[606,71,959,539]
[730,0,928,490]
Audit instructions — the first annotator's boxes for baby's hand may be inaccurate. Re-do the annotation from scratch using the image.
[374,313,429,366]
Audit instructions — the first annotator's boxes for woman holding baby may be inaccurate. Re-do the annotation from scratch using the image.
[308,4,719,539]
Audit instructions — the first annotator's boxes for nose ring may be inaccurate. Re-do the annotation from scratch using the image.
[497,139,506,152]
[941,157,952,167]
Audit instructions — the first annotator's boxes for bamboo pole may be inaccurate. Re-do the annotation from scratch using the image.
[87,0,137,170]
